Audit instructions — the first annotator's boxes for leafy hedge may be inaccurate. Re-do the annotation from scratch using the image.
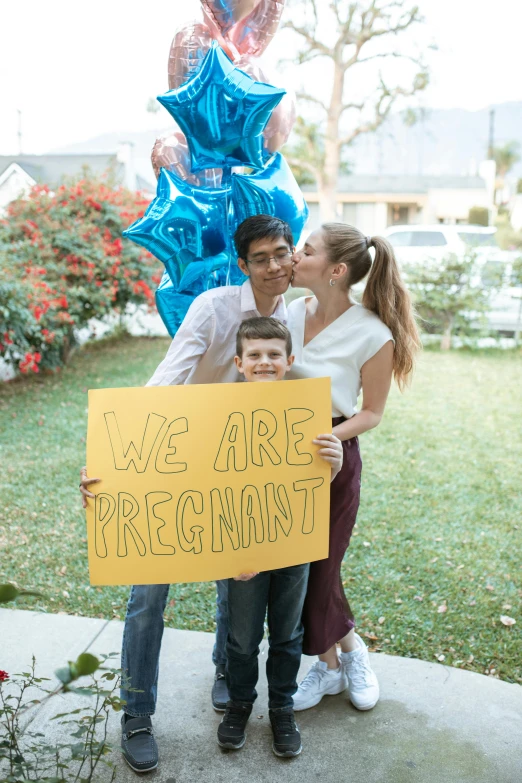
[0,175,160,374]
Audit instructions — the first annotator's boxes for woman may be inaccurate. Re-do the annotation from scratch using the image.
[287,223,421,712]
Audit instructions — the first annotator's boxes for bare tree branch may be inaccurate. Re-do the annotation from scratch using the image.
[366,5,423,40]
[330,0,343,27]
[297,92,329,112]
[310,0,320,28]
[339,2,359,46]
[340,101,366,115]
[337,72,426,146]
[282,20,331,56]
[355,51,425,66]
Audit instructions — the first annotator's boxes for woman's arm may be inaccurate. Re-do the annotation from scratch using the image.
[332,341,394,442]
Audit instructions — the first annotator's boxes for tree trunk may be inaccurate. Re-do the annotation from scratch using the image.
[319,59,344,223]
[440,319,453,350]
[514,296,522,348]
[319,178,338,222]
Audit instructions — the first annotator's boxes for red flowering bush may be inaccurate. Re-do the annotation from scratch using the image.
[0,670,8,682]
[0,174,161,373]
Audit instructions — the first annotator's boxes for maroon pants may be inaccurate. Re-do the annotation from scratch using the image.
[302,417,362,655]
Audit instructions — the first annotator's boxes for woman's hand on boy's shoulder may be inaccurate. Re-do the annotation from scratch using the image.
[313,433,343,482]
[234,572,259,581]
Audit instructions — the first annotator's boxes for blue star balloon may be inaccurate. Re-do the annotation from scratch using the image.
[123,168,231,287]
[156,252,239,336]
[177,250,230,295]
[157,42,285,173]
[230,153,310,245]
[155,271,195,337]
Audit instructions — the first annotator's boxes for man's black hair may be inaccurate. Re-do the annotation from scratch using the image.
[233,215,294,260]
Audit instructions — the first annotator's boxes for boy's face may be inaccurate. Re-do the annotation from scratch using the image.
[235,338,294,382]
[237,235,294,298]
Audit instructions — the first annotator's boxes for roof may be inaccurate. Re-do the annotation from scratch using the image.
[386,224,497,233]
[0,154,124,187]
[302,174,488,194]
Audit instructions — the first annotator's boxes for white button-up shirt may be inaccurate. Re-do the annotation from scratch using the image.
[147,280,288,387]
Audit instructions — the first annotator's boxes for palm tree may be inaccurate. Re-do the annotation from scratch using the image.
[493,141,520,179]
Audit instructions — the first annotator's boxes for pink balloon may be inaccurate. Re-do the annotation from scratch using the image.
[151,132,222,188]
[167,21,214,90]
[231,0,285,58]
[238,55,295,152]
[200,0,285,59]
[200,0,259,38]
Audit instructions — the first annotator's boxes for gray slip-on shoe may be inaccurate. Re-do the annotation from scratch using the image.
[121,715,158,773]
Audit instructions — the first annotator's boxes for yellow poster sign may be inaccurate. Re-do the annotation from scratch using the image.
[86,377,331,585]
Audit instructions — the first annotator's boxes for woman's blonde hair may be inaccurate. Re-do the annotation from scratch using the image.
[321,223,421,389]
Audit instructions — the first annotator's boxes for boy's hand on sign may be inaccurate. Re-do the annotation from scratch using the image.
[234,572,259,582]
[313,433,343,482]
[79,466,101,509]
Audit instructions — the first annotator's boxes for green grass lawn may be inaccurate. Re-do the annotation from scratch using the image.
[0,337,520,683]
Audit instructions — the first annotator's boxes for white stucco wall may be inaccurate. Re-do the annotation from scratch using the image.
[0,166,35,212]
[426,188,490,223]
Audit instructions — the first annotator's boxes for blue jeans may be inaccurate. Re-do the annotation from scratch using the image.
[121,580,229,716]
[226,564,310,711]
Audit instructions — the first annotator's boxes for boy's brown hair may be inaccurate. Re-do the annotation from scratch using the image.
[236,316,293,358]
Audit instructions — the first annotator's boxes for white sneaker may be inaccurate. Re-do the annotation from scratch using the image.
[340,633,380,710]
[292,661,347,711]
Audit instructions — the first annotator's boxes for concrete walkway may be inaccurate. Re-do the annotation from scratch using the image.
[1,608,521,783]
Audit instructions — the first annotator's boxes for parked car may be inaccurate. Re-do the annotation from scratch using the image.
[383,224,522,335]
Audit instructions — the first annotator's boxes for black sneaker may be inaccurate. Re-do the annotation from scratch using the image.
[270,709,302,758]
[217,702,252,750]
[121,714,158,773]
[212,664,230,712]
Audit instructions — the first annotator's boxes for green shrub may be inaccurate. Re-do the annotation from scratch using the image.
[405,251,496,348]
[468,206,489,226]
[0,175,161,375]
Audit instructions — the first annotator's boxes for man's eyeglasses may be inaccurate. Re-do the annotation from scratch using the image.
[246,251,293,269]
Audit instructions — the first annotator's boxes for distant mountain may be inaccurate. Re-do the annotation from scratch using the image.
[49,101,522,182]
[349,102,522,179]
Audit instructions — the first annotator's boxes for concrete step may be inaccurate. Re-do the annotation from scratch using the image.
[1,608,520,783]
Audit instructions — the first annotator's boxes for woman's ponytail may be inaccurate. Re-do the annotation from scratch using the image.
[362,235,421,389]
[322,224,421,390]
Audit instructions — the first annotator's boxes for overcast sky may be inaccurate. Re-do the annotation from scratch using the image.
[1,0,521,155]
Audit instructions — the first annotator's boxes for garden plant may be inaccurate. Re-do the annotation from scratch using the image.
[0,586,123,783]
[0,173,160,375]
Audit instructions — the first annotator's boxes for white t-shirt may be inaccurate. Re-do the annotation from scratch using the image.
[287,297,393,419]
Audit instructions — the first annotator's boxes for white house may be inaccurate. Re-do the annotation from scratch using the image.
[0,150,155,211]
[303,174,492,235]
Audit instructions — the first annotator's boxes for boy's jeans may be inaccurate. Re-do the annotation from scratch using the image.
[121,580,228,716]
[226,564,310,712]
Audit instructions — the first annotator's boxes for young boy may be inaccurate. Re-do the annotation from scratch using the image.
[217,316,343,758]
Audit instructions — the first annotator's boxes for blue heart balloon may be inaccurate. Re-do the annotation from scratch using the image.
[230,153,309,245]
[157,42,285,172]
[123,168,231,287]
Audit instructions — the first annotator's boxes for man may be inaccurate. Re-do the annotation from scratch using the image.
[80,214,295,773]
